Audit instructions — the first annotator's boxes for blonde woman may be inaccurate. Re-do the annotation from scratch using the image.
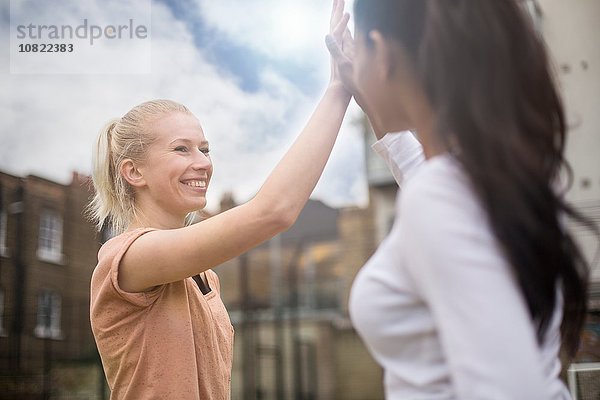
[89,1,352,398]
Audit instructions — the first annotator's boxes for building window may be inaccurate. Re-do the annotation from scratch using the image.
[34,290,62,339]
[0,211,7,257]
[0,289,6,337]
[37,209,63,263]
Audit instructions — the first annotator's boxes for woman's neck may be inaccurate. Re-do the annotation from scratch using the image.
[397,83,445,160]
[127,204,186,231]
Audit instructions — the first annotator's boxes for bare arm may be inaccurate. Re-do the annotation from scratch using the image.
[119,1,352,293]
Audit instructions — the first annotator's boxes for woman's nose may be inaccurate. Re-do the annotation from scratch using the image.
[191,150,211,170]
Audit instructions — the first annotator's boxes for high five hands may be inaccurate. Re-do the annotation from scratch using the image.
[326,0,358,100]
[326,0,385,139]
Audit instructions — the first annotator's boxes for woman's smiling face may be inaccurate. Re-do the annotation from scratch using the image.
[136,111,213,218]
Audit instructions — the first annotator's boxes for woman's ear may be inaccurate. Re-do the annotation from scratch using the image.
[368,30,395,81]
[120,159,146,188]
[369,30,410,82]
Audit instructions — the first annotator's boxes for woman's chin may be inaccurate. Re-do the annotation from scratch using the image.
[193,198,207,211]
[177,200,207,219]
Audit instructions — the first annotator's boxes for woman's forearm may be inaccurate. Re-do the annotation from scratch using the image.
[254,83,351,226]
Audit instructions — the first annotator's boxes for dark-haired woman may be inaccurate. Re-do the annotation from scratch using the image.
[326,0,595,398]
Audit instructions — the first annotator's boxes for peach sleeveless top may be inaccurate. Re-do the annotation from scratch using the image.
[90,228,234,399]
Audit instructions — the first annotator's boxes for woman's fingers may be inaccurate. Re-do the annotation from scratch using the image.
[325,34,349,65]
[342,27,355,56]
[332,12,350,42]
[330,0,345,31]
[330,0,339,20]
[344,27,353,41]
[326,13,351,65]
[325,35,342,60]
[327,0,353,91]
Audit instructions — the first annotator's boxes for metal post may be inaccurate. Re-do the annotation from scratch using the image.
[239,252,256,399]
[287,241,304,400]
[42,313,51,400]
[9,183,25,373]
[270,235,285,399]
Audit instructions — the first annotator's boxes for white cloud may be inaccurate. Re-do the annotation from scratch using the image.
[196,0,329,62]
[0,0,367,213]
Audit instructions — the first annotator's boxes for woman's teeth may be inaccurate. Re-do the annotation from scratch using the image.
[185,180,206,188]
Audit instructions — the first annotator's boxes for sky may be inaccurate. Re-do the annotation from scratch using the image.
[0,0,369,212]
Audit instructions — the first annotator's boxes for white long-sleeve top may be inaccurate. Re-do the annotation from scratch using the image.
[349,131,570,399]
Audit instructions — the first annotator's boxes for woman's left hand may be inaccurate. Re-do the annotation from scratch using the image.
[327,0,351,89]
[327,22,386,138]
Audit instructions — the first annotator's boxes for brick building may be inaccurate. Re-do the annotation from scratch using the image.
[212,113,401,400]
[215,187,389,399]
[0,171,101,398]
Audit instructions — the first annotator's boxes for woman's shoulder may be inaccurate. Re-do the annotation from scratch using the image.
[98,228,156,260]
[399,154,485,231]
[91,227,166,309]
[402,154,470,203]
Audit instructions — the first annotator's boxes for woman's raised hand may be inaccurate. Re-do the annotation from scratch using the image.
[326,13,385,138]
[326,3,368,110]
[327,0,351,89]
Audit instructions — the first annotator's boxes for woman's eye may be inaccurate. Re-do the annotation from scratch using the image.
[175,146,188,152]
[200,148,210,155]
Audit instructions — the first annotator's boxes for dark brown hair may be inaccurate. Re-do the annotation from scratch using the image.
[355,0,596,355]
